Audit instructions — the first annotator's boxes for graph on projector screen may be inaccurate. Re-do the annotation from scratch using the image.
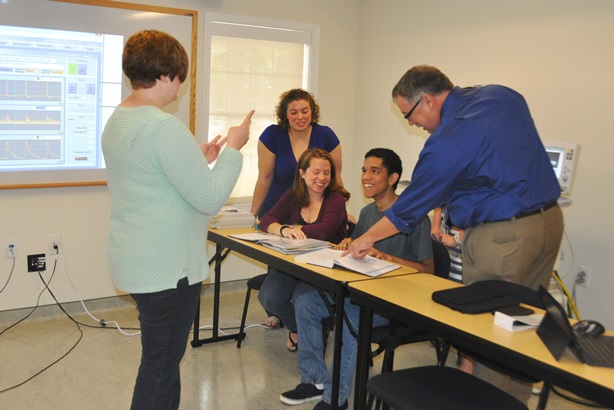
[0,24,123,172]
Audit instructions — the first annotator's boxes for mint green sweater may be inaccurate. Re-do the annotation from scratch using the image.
[102,106,242,293]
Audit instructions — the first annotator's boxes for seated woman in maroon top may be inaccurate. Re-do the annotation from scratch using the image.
[258,148,349,351]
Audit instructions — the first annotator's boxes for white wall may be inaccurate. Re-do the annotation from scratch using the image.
[0,0,360,311]
[2,0,613,330]
[352,0,614,327]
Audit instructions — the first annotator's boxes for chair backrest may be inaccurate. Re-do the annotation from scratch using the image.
[431,239,450,279]
[347,221,357,238]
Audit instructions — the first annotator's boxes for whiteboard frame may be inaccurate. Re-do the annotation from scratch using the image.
[0,0,198,189]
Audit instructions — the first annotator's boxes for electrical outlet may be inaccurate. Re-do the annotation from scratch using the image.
[48,234,62,255]
[27,254,46,272]
[575,265,591,289]
[5,239,18,259]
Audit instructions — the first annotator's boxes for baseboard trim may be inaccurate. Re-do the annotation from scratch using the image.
[0,279,247,326]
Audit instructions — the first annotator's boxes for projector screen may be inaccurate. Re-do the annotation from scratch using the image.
[0,24,123,179]
[0,0,197,189]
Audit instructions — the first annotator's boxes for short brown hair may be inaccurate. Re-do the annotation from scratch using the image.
[122,30,189,89]
[392,65,453,102]
[275,89,321,130]
[292,148,349,207]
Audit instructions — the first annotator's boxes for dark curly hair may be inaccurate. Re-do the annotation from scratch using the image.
[122,30,189,90]
[275,88,321,130]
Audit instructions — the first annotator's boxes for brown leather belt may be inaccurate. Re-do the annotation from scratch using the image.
[513,200,558,220]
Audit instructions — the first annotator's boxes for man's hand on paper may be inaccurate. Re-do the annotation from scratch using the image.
[342,235,374,259]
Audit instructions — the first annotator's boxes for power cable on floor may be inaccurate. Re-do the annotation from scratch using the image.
[0,259,82,394]
[54,251,141,336]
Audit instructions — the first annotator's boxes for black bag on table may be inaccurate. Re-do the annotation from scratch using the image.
[432,280,521,314]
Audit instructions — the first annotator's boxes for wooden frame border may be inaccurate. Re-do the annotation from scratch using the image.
[1,0,198,189]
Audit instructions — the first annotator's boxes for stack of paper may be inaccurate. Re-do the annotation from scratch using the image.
[260,238,331,255]
[230,233,330,255]
[493,311,544,332]
[210,205,255,229]
[294,248,400,277]
[230,232,279,242]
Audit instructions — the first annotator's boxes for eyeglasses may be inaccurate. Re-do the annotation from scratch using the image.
[403,96,422,120]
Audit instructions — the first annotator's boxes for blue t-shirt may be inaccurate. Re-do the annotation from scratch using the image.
[259,123,340,214]
[387,85,560,232]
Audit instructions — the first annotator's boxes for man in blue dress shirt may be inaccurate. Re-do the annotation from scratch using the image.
[347,64,563,291]
[345,64,564,403]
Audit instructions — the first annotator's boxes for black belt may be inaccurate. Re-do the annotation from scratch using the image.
[513,200,558,220]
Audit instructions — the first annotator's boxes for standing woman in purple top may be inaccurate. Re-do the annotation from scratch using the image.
[250,89,344,220]
[250,89,345,329]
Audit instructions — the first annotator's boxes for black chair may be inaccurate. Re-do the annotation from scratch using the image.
[366,280,550,410]
[431,238,451,279]
[236,273,283,348]
[320,312,444,371]
[367,365,529,410]
[347,221,356,237]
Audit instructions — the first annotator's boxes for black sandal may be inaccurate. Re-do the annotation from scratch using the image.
[287,331,298,352]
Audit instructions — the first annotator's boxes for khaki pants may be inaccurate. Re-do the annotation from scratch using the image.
[462,204,564,290]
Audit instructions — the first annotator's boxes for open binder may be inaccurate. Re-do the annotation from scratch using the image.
[294,248,400,277]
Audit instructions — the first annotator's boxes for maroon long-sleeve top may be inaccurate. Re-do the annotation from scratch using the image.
[259,190,348,244]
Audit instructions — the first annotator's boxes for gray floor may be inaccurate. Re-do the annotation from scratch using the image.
[0,281,598,409]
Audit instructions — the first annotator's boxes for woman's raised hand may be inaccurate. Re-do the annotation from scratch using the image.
[226,110,255,150]
[200,135,226,164]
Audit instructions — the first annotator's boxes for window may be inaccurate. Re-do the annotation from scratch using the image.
[203,13,320,198]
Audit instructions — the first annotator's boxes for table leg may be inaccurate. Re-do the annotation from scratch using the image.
[329,290,347,409]
[191,244,240,346]
[353,304,373,409]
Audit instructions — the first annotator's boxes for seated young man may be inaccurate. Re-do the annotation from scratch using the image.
[280,148,434,410]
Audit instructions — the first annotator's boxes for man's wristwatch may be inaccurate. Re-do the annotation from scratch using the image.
[453,233,462,245]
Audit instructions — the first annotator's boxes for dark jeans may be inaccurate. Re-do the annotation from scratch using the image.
[130,277,202,410]
[258,267,300,331]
